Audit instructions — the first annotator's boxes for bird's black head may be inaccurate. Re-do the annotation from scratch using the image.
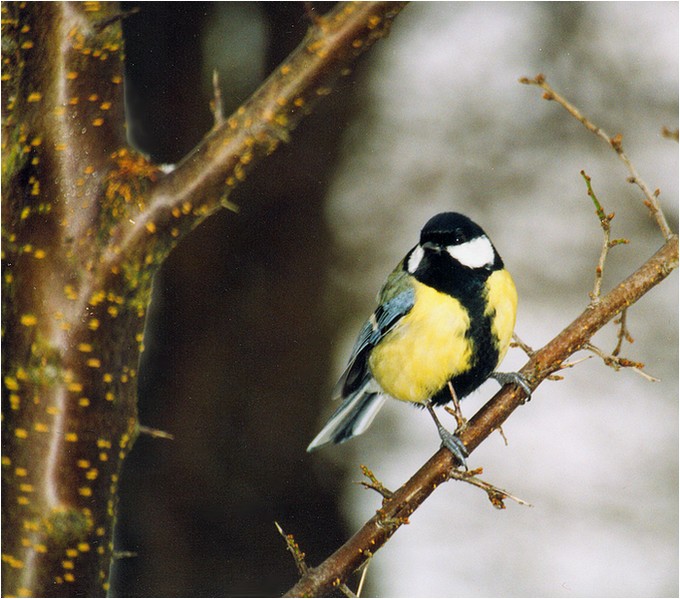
[406,212,503,294]
[419,212,487,249]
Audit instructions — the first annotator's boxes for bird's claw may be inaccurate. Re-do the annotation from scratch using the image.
[491,371,532,402]
[439,429,468,469]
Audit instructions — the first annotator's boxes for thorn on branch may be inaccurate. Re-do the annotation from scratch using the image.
[358,464,393,499]
[112,549,138,560]
[448,467,533,510]
[210,70,224,129]
[138,424,175,440]
[275,521,309,576]
[94,6,140,31]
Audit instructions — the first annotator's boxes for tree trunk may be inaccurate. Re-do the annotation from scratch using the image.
[1,2,406,595]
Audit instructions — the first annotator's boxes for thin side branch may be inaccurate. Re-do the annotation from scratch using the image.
[520,74,674,240]
[275,522,309,576]
[449,467,533,509]
[584,342,659,383]
[358,465,394,499]
[511,333,536,358]
[580,170,629,302]
[612,309,634,356]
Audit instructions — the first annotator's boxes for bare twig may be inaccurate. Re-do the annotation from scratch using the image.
[584,342,659,382]
[358,464,394,499]
[511,333,535,358]
[93,6,140,31]
[513,334,582,379]
[355,559,370,597]
[612,309,634,356]
[339,583,357,598]
[275,522,309,576]
[443,381,466,430]
[580,170,630,302]
[553,354,592,372]
[520,74,674,239]
[496,425,509,446]
[449,467,533,509]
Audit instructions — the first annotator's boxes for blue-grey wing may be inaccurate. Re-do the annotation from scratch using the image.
[332,287,415,400]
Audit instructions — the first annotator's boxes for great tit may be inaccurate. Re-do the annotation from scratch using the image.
[307,212,530,465]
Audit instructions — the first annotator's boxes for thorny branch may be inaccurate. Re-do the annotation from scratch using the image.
[283,77,677,597]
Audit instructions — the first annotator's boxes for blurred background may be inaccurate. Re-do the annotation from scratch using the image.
[111,2,678,596]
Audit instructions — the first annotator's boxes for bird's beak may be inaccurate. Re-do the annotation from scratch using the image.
[421,241,442,253]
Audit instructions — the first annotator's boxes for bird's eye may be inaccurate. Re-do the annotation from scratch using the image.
[453,228,467,244]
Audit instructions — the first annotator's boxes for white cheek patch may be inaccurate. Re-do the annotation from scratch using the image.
[446,235,495,269]
[407,245,425,273]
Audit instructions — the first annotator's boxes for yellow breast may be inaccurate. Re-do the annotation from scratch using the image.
[368,280,472,404]
[368,270,518,405]
[485,268,517,364]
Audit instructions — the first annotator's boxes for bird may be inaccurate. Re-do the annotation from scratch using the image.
[307,212,530,466]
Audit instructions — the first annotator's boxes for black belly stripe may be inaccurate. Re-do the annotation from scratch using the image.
[411,253,501,405]
[430,285,499,404]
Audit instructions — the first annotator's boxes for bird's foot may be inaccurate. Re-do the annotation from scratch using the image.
[438,429,469,468]
[427,403,468,468]
[491,371,532,402]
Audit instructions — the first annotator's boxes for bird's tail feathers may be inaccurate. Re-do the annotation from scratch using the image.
[307,389,386,452]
